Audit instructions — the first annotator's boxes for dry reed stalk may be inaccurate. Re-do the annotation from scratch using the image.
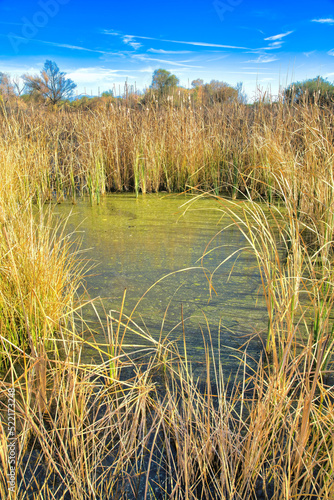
[0,99,334,499]
[0,100,331,215]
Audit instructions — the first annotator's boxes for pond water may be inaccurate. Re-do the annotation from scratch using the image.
[55,193,268,377]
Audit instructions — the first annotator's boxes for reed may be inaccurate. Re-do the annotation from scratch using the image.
[0,97,334,499]
[0,99,332,226]
[1,291,333,499]
[0,122,89,364]
[0,206,85,364]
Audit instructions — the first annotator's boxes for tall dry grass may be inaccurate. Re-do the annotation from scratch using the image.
[1,275,333,499]
[1,98,333,215]
[0,104,90,363]
[0,98,333,499]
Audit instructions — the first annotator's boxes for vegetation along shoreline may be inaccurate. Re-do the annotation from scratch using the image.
[0,61,333,499]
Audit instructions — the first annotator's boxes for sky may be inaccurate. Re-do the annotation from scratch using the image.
[0,0,334,101]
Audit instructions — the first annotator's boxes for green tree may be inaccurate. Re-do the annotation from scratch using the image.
[191,79,204,88]
[150,69,179,95]
[22,60,76,105]
[101,89,114,98]
[284,76,334,105]
[190,79,204,105]
[204,80,238,104]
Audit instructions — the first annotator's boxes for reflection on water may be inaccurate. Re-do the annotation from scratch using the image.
[55,193,267,376]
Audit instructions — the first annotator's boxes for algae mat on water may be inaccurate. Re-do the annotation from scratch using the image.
[55,193,267,376]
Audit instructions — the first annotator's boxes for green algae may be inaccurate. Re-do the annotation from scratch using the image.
[55,193,267,375]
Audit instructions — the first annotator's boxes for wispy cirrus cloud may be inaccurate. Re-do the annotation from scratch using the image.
[247,41,284,54]
[67,67,135,84]
[132,54,203,69]
[328,49,334,56]
[224,71,277,75]
[264,31,293,41]
[148,48,192,54]
[205,54,228,62]
[104,31,249,50]
[139,66,155,73]
[122,35,142,50]
[2,34,117,55]
[247,41,283,54]
[244,55,278,63]
[312,18,334,24]
[263,41,283,49]
[304,50,316,57]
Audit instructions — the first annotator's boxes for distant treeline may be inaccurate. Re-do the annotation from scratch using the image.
[1,60,334,111]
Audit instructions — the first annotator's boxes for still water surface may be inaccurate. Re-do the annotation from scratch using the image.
[56,194,267,376]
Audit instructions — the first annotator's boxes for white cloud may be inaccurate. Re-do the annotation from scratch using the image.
[122,35,142,50]
[102,30,120,35]
[312,18,334,24]
[224,71,277,75]
[67,67,135,84]
[2,35,115,55]
[244,55,278,63]
[241,67,273,70]
[304,50,316,57]
[205,55,228,62]
[247,41,283,53]
[266,41,283,49]
[106,33,249,50]
[264,31,293,41]
[132,54,203,69]
[138,67,155,73]
[328,49,334,56]
[148,49,192,54]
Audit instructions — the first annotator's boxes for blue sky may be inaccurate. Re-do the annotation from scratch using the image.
[0,0,334,100]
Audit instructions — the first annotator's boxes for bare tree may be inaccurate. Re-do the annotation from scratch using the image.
[22,60,76,105]
[12,76,26,96]
[0,72,16,103]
